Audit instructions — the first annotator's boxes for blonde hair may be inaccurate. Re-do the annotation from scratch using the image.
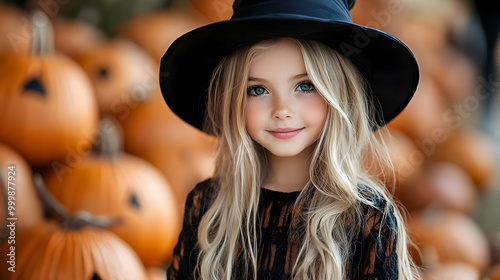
[199,37,420,280]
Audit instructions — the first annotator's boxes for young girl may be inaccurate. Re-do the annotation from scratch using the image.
[160,0,420,279]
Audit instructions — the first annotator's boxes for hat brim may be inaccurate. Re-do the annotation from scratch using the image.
[159,16,419,131]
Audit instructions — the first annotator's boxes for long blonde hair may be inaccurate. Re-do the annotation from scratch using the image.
[199,37,419,280]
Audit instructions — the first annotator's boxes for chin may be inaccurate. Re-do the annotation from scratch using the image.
[266,147,308,158]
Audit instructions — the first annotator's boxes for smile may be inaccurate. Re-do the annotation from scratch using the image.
[267,128,304,139]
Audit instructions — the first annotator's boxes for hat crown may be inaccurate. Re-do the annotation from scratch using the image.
[231,0,356,22]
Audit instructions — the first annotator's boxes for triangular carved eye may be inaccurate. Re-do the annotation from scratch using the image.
[23,78,46,97]
[91,272,102,280]
[129,192,140,210]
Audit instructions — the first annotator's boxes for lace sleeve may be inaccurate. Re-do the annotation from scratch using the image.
[167,178,218,280]
[349,193,399,280]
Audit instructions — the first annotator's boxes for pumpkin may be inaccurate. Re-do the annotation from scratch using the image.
[0,11,99,167]
[44,118,180,267]
[0,142,43,234]
[383,128,423,187]
[188,0,234,22]
[396,162,478,214]
[0,4,31,54]
[431,129,495,190]
[0,220,148,280]
[0,175,147,280]
[119,91,217,213]
[408,209,490,272]
[117,8,208,61]
[350,0,405,34]
[72,38,156,117]
[388,74,450,142]
[53,17,105,56]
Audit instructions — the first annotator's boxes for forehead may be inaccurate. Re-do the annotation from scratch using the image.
[248,40,306,79]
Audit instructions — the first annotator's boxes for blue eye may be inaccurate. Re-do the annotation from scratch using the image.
[248,86,268,96]
[296,82,315,92]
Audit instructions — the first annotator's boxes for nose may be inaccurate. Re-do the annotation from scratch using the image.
[272,95,294,120]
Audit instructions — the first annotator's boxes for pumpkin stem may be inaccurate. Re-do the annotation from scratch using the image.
[30,10,54,54]
[61,210,122,230]
[33,174,122,230]
[93,117,123,160]
[33,173,70,220]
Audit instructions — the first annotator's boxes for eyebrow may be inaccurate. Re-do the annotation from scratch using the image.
[247,73,309,82]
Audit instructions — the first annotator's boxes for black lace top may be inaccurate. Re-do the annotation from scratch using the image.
[167,178,398,279]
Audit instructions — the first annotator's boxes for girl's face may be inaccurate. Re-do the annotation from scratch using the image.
[245,40,328,158]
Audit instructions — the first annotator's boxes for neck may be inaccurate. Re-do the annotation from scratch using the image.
[262,146,314,193]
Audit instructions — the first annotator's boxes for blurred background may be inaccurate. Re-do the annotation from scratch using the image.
[0,0,499,279]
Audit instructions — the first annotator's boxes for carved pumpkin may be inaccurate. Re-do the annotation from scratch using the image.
[119,91,217,213]
[117,8,208,61]
[0,142,43,234]
[0,219,148,280]
[44,118,180,267]
[0,175,147,280]
[73,38,156,117]
[408,209,490,272]
[0,11,98,167]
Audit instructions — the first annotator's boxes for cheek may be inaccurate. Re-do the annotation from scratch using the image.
[302,96,328,127]
[245,102,265,136]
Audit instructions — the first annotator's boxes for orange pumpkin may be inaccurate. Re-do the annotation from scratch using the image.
[432,129,495,190]
[119,91,217,213]
[0,219,148,280]
[408,209,490,272]
[0,11,98,167]
[44,118,180,267]
[0,5,31,54]
[350,0,405,34]
[0,173,147,280]
[388,74,450,142]
[385,128,423,186]
[188,0,234,22]
[0,142,43,233]
[73,38,156,117]
[396,162,478,214]
[117,8,208,61]
[53,17,105,56]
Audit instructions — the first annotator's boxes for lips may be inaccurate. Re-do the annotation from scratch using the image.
[267,127,304,139]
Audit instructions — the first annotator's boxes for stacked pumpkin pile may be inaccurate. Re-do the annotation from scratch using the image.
[0,3,219,279]
[353,0,500,279]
